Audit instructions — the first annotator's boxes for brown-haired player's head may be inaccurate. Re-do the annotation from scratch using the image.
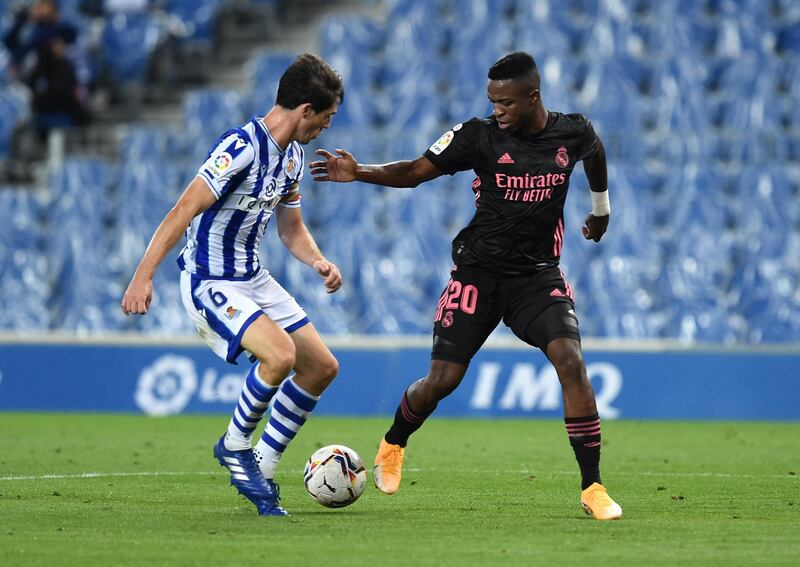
[276,53,344,144]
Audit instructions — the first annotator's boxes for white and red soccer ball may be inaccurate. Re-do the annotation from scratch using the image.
[303,445,367,508]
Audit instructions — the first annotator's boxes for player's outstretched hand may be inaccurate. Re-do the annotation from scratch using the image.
[582,213,609,242]
[310,148,357,183]
[121,277,153,315]
[313,259,342,293]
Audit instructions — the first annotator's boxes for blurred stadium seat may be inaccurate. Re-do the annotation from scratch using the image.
[0,0,797,344]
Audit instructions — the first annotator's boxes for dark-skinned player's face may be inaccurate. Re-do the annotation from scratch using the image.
[487,79,538,132]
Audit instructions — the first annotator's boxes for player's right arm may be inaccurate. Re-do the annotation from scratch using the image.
[121,178,216,315]
[310,149,442,188]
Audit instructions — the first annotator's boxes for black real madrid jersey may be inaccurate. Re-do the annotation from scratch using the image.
[423,112,599,275]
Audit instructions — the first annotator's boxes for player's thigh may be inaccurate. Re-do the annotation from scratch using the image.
[181,272,277,364]
[431,266,503,365]
[504,269,581,350]
[240,313,295,369]
[288,323,339,395]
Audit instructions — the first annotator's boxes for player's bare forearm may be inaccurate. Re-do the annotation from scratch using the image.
[122,178,215,314]
[355,159,440,188]
[311,149,441,188]
[132,206,194,279]
[277,209,324,266]
[276,206,341,292]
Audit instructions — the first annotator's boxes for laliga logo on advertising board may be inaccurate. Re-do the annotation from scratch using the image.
[135,355,243,416]
[469,361,623,418]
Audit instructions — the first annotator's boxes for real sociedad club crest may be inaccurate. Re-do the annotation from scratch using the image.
[555,146,569,168]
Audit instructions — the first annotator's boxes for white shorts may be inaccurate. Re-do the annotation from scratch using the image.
[179,269,309,364]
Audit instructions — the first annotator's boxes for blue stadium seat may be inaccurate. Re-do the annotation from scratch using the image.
[0,85,30,158]
[165,0,220,44]
[183,88,245,160]
[248,52,295,104]
[101,12,166,85]
[0,188,50,330]
[49,158,123,331]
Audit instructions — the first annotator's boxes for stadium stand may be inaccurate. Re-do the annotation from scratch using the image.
[0,0,798,342]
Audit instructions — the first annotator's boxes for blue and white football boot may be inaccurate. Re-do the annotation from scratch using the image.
[213,435,288,516]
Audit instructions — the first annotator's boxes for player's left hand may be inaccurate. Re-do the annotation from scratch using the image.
[313,259,342,293]
[582,213,609,242]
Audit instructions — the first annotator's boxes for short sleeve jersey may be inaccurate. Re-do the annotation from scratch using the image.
[177,116,304,280]
[424,112,599,274]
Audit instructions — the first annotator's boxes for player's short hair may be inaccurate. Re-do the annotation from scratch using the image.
[276,53,344,112]
[488,52,540,85]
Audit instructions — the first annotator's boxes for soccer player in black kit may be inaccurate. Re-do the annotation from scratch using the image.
[311,52,621,520]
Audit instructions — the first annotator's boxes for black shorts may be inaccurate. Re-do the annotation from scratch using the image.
[431,264,580,365]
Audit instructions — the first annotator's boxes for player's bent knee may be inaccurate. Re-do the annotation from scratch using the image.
[258,344,296,379]
[424,372,460,401]
[317,354,339,384]
[546,339,584,378]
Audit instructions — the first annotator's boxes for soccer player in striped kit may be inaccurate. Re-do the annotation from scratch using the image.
[312,52,622,520]
[122,54,344,516]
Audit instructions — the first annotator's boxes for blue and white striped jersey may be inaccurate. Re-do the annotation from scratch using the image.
[177,116,304,280]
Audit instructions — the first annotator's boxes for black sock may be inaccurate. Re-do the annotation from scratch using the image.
[565,413,602,490]
[384,391,436,448]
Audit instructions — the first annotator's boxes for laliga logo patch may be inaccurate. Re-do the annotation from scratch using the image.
[555,146,569,168]
[210,152,232,177]
[429,130,454,155]
[135,355,198,416]
[263,178,279,198]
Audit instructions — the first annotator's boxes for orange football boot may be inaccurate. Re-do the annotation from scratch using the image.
[581,483,623,520]
[373,439,405,495]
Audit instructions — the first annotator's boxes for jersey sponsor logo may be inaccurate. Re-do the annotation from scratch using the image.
[496,169,569,208]
[555,146,570,168]
[233,192,282,212]
[429,130,454,155]
[497,152,515,164]
[209,152,233,177]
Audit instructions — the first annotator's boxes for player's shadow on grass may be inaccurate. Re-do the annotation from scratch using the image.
[292,509,376,516]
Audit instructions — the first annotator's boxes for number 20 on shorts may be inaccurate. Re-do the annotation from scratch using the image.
[435,280,478,323]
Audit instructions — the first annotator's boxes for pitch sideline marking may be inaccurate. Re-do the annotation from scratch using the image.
[0,469,796,482]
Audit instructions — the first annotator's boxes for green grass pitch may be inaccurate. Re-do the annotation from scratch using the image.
[1,414,798,566]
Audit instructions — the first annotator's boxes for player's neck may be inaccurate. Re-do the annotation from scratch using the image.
[261,107,298,151]
[522,103,549,135]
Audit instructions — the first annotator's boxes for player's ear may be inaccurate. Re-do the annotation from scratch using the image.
[529,89,540,105]
[299,103,315,118]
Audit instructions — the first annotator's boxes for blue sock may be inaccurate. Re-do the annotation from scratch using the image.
[254,378,319,478]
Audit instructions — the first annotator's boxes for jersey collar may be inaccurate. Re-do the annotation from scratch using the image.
[255,115,288,154]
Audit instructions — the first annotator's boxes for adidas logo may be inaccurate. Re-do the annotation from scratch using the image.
[497,153,515,164]
[549,288,566,297]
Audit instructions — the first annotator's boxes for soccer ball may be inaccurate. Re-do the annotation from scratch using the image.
[303,445,367,508]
